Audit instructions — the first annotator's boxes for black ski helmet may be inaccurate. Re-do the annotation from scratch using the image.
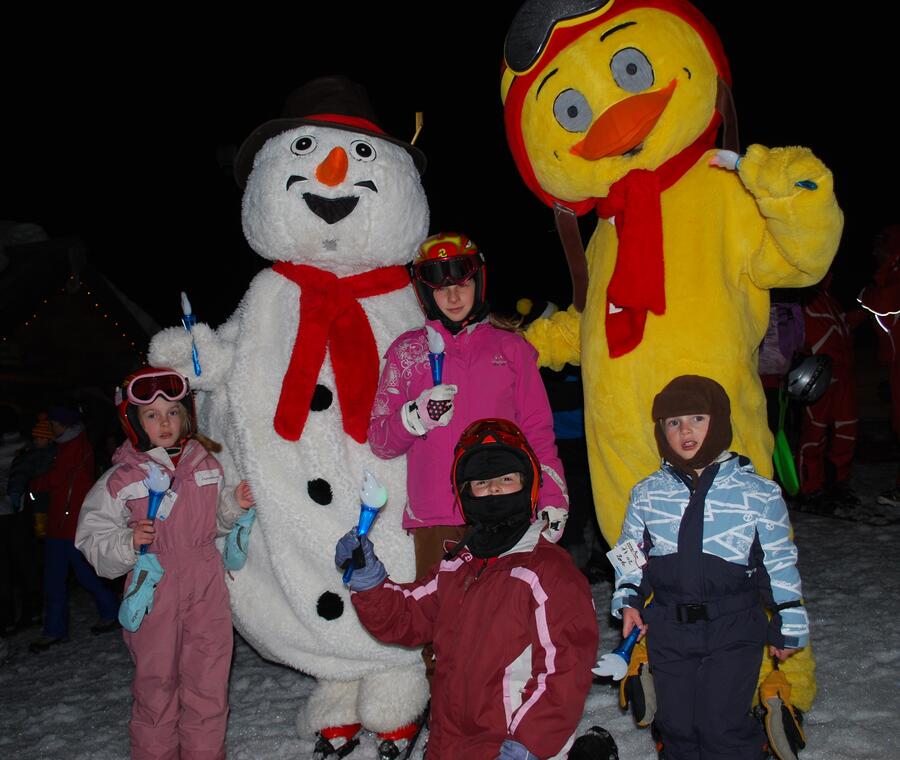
[786,355,832,405]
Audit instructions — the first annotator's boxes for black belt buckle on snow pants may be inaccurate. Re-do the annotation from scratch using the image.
[675,603,709,623]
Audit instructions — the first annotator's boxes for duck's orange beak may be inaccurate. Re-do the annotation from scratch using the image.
[571,79,677,160]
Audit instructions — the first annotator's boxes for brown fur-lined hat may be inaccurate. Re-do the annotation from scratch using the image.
[652,375,732,475]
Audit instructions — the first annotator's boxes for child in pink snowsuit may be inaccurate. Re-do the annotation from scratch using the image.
[369,233,567,582]
[76,368,253,760]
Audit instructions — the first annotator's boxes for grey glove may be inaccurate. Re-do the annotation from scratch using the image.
[497,739,538,760]
[334,528,387,592]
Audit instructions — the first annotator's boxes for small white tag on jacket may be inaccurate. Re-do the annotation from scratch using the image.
[607,539,647,576]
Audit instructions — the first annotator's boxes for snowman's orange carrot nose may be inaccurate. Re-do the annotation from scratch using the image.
[315,147,349,186]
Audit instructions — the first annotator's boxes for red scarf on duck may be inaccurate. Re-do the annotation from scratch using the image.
[595,122,718,358]
[272,262,410,443]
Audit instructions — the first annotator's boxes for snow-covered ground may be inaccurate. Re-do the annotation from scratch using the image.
[2,462,898,759]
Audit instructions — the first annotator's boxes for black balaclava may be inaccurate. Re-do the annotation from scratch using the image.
[457,446,533,558]
[651,375,732,484]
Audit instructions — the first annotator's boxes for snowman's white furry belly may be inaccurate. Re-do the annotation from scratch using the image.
[213,269,423,678]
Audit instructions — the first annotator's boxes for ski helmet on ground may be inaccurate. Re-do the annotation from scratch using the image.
[410,232,490,333]
[116,368,196,451]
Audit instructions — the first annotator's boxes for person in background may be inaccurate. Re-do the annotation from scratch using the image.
[28,405,119,652]
[797,272,865,512]
[5,414,55,630]
[0,406,25,636]
[859,225,900,505]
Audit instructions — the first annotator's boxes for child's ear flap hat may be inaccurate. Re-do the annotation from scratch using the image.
[652,375,732,473]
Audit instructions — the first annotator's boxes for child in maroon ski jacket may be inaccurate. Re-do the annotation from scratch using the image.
[76,369,253,760]
[338,419,597,759]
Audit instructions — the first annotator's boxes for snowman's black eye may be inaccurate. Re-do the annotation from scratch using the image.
[553,89,593,133]
[610,48,654,93]
[350,140,376,162]
[291,136,317,156]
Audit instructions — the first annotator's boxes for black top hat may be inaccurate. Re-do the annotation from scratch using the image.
[234,75,426,187]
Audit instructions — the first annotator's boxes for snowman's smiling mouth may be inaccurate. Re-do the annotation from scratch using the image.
[302,193,359,225]
[285,176,378,225]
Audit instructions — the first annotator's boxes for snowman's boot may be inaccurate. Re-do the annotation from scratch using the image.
[358,663,429,733]
[298,678,361,740]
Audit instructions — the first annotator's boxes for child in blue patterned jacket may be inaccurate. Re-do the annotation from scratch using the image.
[610,375,808,760]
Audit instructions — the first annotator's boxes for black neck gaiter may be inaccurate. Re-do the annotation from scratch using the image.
[459,490,532,558]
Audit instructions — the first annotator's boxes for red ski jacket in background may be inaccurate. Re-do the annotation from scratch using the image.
[31,426,94,540]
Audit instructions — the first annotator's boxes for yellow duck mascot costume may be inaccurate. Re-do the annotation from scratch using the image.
[501,0,843,711]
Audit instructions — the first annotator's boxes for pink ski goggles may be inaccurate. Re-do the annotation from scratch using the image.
[123,371,190,406]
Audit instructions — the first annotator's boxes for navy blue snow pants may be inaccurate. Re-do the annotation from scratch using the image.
[644,601,767,760]
[43,538,119,638]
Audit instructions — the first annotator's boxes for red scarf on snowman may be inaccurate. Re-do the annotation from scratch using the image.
[272,262,410,443]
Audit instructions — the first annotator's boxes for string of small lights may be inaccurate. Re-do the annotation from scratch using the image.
[1,273,145,362]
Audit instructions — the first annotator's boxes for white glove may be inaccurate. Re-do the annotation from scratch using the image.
[540,506,568,543]
[401,384,458,436]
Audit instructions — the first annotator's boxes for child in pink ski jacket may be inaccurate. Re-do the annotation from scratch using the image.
[76,368,253,760]
[368,233,567,582]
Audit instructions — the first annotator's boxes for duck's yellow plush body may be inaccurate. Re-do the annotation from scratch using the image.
[528,144,841,542]
[503,0,843,710]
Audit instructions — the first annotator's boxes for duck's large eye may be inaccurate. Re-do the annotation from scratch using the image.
[553,88,593,133]
[610,47,654,93]
[291,135,317,155]
[350,140,376,162]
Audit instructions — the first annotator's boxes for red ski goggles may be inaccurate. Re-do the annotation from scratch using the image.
[123,371,190,406]
[412,256,482,290]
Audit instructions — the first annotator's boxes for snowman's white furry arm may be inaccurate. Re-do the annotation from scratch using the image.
[149,321,236,390]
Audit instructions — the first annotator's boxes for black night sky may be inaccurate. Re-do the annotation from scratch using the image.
[3,2,896,329]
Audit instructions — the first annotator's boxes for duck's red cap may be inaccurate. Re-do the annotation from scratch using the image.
[502,0,730,213]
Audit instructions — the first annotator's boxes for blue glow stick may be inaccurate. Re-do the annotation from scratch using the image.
[140,464,171,556]
[180,291,202,377]
[591,625,642,681]
[342,471,388,585]
[426,325,445,386]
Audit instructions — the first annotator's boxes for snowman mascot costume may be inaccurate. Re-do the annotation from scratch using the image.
[150,77,429,756]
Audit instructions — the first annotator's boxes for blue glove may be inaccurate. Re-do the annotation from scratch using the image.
[119,553,165,632]
[334,528,387,592]
[497,739,538,760]
[223,507,256,571]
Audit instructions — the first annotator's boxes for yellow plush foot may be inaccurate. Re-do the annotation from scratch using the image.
[757,643,816,712]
